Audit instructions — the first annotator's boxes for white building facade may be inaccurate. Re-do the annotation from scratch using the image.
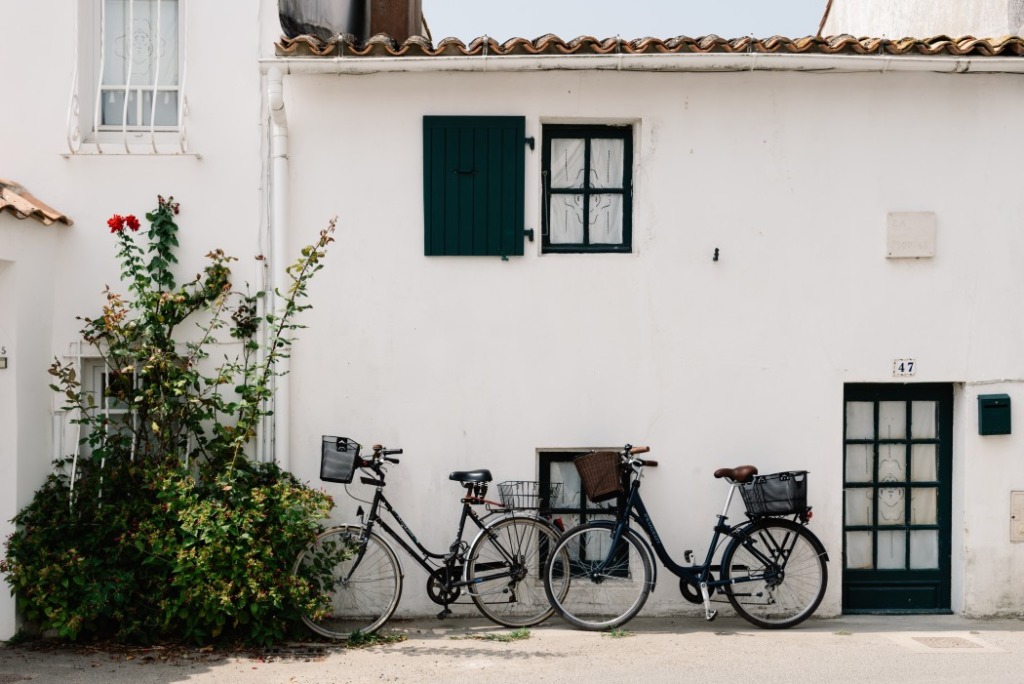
[2,0,1024,637]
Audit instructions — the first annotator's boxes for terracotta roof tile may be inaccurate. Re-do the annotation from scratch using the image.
[276,33,1024,59]
[0,180,72,226]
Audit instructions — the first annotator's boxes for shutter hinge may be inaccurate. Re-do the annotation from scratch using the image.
[525,136,535,151]
[523,228,535,242]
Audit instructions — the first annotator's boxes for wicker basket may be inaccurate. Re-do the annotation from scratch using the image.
[739,471,808,517]
[497,481,563,510]
[574,451,624,503]
[319,436,362,483]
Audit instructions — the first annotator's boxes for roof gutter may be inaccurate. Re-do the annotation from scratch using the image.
[259,51,1024,75]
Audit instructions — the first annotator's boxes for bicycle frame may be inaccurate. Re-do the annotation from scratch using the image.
[352,474,528,597]
[599,474,802,620]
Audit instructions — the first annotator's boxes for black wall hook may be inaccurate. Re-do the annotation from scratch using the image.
[713,247,720,262]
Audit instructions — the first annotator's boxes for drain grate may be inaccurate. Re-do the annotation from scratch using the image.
[912,637,982,649]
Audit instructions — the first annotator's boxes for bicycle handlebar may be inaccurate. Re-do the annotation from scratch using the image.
[630,446,650,455]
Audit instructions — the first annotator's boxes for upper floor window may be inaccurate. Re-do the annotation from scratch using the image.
[542,124,633,254]
[99,0,181,130]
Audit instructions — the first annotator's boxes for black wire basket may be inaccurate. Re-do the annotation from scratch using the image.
[320,436,362,483]
[497,481,563,510]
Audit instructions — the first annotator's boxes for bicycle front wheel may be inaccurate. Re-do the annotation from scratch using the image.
[544,522,653,631]
[293,525,403,640]
[721,518,827,629]
[466,515,569,627]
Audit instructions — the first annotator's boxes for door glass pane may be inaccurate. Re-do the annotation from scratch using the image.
[877,530,906,569]
[910,530,939,569]
[589,138,624,188]
[878,401,907,439]
[845,488,873,526]
[846,401,874,439]
[878,444,906,483]
[845,531,873,569]
[911,444,937,481]
[911,488,938,525]
[550,138,585,188]
[911,401,937,438]
[549,195,583,243]
[845,444,872,482]
[588,195,622,244]
[877,487,906,525]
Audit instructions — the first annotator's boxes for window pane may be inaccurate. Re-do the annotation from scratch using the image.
[877,530,906,569]
[550,138,585,189]
[878,444,906,483]
[142,89,178,126]
[877,487,906,525]
[101,89,139,126]
[845,531,872,569]
[550,195,584,244]
[104,0,180,87]
[878,401,907,439]
[846,401,874,439]
[910,530,939,569]
[911,488,938,525]
[911,444,937,481]
[911,401,937,438]
[590,138,624,188]
[845,444,872,482]
[551,460,581,507]
[844,488,873,526]
[588,195,623,244]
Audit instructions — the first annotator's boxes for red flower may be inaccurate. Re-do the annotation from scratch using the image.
[107,214,125,233]
[125,214,140,232]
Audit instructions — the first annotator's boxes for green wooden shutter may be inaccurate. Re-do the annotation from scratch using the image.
[423,116,525,257]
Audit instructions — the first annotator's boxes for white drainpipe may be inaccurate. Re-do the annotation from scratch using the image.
[267,66,290,471]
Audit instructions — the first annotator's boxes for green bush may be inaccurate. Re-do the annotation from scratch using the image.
[0,197,339,645]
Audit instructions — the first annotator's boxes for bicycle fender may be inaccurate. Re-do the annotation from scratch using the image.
[578,520,658,590]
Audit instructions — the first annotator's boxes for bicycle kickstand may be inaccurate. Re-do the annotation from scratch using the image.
[700,582,718,622]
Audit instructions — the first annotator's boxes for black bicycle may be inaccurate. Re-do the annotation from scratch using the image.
[543,445,829,630]
[293,437,570,639]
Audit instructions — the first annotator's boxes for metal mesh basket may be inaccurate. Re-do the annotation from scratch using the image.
[320,436,362,483]
[497,481,563,510]
[739,471,808,517]
[574,450,624,503]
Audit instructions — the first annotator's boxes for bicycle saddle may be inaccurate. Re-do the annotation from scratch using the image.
[713,465,758,483]
[449,469,492,484]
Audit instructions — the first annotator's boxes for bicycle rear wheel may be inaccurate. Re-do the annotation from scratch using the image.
[466,515,569,627]
[721,518,827,629]
[544,522,653,631]
[293,525,403,639]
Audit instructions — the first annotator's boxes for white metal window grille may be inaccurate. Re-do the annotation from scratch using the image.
[67,0,191,155]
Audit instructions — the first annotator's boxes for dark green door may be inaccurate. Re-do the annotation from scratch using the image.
[843,384,953,613]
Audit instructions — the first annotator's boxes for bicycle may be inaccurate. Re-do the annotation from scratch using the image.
[293,437,571,639]
[543,445,829,630]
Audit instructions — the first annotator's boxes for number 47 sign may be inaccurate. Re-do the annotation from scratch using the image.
[893,358,916,377]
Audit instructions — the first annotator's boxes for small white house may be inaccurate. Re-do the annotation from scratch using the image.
[2,0,1024,638]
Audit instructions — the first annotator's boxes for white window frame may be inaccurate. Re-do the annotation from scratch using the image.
[68,0,192,155]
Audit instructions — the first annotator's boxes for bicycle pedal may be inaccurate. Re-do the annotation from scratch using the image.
[436,608,452,620]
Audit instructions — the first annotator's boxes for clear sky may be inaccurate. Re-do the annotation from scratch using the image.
[421,0,830,43]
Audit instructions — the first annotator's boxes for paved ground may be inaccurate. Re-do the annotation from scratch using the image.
[2,614,1024,683]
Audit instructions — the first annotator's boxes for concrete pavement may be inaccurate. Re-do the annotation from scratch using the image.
[2,614,1024,683]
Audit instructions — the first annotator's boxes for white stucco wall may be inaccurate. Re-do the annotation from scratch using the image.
[279,66,1024,619]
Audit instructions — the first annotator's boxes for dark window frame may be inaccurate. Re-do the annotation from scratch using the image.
[541,124,633,254]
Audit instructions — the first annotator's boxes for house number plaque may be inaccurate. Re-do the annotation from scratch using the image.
[893,358,916,377]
